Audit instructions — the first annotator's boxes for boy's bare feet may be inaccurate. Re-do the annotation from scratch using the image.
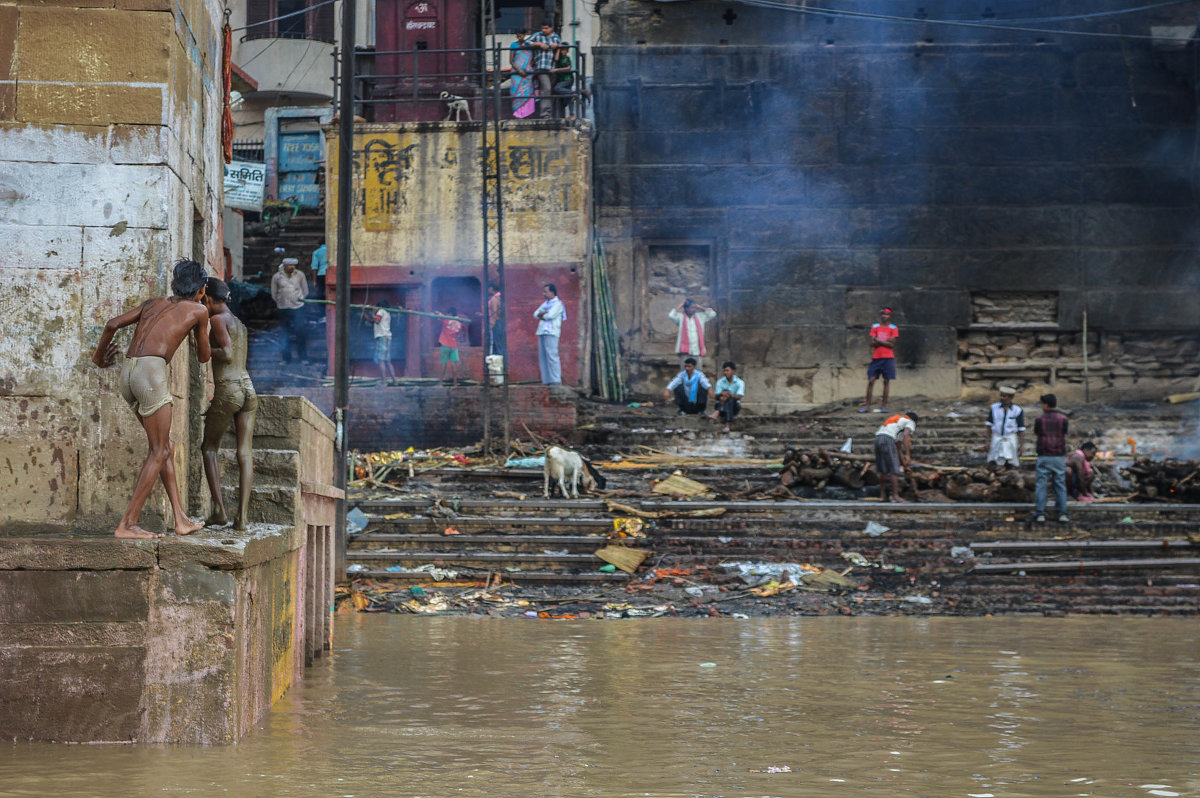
[205,509,229,528]
[114,523,163,539]
[175,517,204,535]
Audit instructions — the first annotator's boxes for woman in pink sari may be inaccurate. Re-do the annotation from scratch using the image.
[509,30,535,118]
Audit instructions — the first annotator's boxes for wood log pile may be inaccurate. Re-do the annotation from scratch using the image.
[1119,458,1200,502]
[778,446,1033,503]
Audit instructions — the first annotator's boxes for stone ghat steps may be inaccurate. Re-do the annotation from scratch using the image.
[944,580,1200,616]
[217,448,300,526]
[345,568,629,584]
[352,533,607,552]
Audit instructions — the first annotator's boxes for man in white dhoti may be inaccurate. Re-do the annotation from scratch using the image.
[985,386,1025,468]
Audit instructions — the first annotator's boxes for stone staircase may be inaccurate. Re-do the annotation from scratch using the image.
[341,398,1200,613]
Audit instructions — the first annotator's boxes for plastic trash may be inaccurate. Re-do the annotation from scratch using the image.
[840,437,853,453]
[346,563,367,572]
[951,545,974,559]
[346,507,369,534]
[598,564,617,573]
[504,456,546,468]
[699,662,717,668]
[410,586,427,597]
[731,612,749,619]
[904,595,933,604]
[864,521,890,537]
[524,610,538,617]
[543,549,569,556]
[385,565,406,573]
[720,561,820,585]
[684,586,704,598]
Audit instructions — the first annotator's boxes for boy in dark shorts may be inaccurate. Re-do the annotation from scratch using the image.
[860,308,899,413]
[92,260,211,538]
[874,411,918,502]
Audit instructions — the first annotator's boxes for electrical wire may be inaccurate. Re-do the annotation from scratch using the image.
[730,0,1200,43]
[868,0,1196,25]
[234,0,338,32]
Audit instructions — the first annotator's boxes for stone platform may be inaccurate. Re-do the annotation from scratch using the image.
[0,525,332,743]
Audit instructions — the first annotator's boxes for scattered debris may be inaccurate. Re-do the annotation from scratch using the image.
[864,521,890,537]
[594,544,651,573]
[652,471,714,497]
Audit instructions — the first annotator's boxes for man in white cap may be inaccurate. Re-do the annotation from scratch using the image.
[270,256,308,362]
[985,386,1025,468]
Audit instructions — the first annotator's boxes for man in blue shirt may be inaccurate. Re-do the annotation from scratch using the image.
[525,20,562,118]
[708,361,745,432]
[663,357,711,416]
[310,239,327,297]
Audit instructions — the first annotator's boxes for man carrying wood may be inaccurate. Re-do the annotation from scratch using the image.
[874,412,918,502]
[985,386,1025,469]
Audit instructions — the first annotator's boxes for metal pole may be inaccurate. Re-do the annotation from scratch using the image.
[1082,309,1090,403]
[494,42,510,458]
[333,0,356,576]
[479,0,492,453]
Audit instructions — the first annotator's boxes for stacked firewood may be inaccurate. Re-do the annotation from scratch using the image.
[1119,458,1200,502]
[778,447,1033,502]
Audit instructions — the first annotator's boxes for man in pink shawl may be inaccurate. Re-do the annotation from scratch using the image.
[668,298,717,370]
[1066,441,1098,501]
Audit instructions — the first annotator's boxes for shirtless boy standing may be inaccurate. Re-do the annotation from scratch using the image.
[92,260,211,539]
[200,277,257,530]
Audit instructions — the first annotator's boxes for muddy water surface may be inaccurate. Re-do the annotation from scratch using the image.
[2,616,1198,797]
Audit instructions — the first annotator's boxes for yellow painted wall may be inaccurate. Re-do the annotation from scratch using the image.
[327,123,593,268]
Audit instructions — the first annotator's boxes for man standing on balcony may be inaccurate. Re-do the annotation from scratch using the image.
[526,20,563,119]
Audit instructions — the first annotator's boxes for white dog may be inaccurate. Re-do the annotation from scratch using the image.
[543,445,606,499]
[441,91,472,122]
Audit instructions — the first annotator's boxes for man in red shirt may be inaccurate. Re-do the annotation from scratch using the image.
[860,308,899,413]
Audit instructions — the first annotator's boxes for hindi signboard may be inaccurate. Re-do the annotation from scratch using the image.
[224,161,266,211]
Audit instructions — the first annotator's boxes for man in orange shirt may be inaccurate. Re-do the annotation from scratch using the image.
[860,307,899,413]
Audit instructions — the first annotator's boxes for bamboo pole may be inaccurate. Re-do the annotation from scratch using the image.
[305,298,470,323]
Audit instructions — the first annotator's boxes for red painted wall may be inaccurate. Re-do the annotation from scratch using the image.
[374,0,477,122]
[327,263,583,386]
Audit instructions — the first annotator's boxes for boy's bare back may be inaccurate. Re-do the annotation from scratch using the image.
[94,296,210,368]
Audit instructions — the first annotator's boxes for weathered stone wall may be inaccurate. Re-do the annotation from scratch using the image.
[593,0,1200,409]
[325,120,594,386]
[0,0,226,531]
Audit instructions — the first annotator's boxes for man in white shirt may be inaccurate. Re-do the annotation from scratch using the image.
[668,298,717,370]
[270,257,308,362]
[984,386,1025,468]
[363,300,396,385]
[662,357,712,416]
[708,360,745,432]
[874,411,918,503]
[533,283,565,385]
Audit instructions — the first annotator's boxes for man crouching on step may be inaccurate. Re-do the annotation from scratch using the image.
[92,259,212,538]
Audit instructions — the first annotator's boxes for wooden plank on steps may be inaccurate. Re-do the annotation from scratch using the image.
[973,557,1200,573]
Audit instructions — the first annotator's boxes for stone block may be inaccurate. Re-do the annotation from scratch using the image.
[0,439,78,526]
[0,162,169,228]
[959,250,1082,290]
[109,124,169,165]
[1077,207,1195,248]
[1077,290,1200,331]
[0,224,84,271]
[0,8,15,82]
[0,646,146,742]
[17,81,165,127]
[924,128,1073,165]
[837,127,914,165]
[728,287,844,328]
[753,367,819,406]
[845,288,970,328]
[849,208,946,248]
[0,569,150,622]
[724,326,841,369]
[729,207,853,249]
[807,165,930,206]
[0,537,156,570]
[1073,126,1190,165]
[1078,166,1193,206]
[0,269,83,399]
[0,84,14,121]
[1082,249,1200,288]
[931,166,1082,206]
[0,121,112,165]
[18,8,170,83]
[876,249,961,288]
[731,248,879,287]
[941,207,1076,249]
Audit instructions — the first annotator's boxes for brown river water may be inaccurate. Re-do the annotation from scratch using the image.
[2,616,1198,798]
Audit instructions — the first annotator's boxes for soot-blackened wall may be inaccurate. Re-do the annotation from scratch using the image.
[593,0,1200,409]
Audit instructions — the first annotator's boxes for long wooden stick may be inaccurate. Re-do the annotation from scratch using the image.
[304,298,470,323]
